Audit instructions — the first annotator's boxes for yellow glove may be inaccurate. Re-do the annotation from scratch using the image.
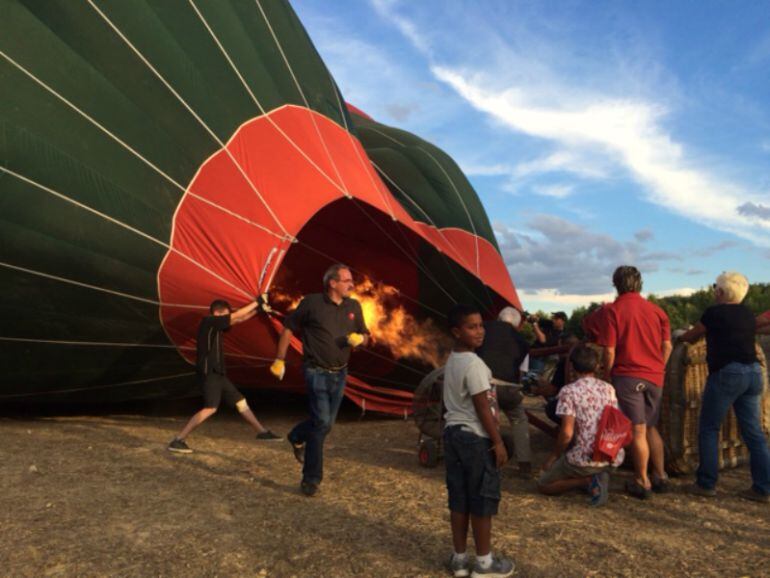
[347,333,365,348]
[269,359,285,381]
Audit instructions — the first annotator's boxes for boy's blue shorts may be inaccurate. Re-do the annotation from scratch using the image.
[443,425,501,517]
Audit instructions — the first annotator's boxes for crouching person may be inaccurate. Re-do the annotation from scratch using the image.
[537,345,625,506]
[443,305,514,578]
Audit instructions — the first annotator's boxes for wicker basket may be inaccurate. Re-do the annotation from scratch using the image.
[661,339,770,475]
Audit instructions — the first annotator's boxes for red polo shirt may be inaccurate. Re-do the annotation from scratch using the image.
[582,304,609,343]
[599,292,670,386]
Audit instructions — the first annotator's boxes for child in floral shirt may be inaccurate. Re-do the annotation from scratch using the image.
[537,345,624,506]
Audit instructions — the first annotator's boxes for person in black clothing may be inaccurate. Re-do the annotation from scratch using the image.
[533,311,568,347]
[270,264,369,496]
[476,307,532,473]
[168,299,281,453]
[680,271,770,503]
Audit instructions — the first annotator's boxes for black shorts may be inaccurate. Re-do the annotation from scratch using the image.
[201,373,244,409]
[443,425,501,517]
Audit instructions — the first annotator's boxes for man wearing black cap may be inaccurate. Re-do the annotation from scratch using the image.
[533,311,569,348]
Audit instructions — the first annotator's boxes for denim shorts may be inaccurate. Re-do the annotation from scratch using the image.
[443,425,501,517]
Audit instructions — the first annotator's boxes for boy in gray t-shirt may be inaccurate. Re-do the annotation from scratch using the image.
[442,304,514,578]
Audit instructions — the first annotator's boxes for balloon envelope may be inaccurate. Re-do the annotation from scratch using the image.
[0,0,520,412]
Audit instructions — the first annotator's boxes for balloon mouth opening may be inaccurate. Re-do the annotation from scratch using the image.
[268,198,504,391]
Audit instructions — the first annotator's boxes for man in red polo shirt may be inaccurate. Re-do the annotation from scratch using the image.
[599,266,672,499]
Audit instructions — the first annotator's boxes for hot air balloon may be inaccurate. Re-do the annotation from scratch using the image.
[1,0,520,413]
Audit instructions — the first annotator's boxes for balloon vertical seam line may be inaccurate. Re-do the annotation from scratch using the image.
[416,146,482,277]
[346,197,459,306]
[0,372,197,400]
[85,0,291,239]
[366,127,408,148]
[185,0,350,204]
[371,160,472,265]
[1,166,253,299]
[186,192,284,240]
[371,163,497,313]
[0,49,187,194]
[0,259,207,309]
[0,337,197,350]
[0,50,286,243]
[253,0,353,200]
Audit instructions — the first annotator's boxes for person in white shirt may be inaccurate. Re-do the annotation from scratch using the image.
[537,345,624,507]
[443,304,514,578]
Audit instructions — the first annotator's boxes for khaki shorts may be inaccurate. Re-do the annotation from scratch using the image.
[537,455,612,487]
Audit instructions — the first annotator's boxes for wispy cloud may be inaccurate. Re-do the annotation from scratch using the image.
[692,240,739,257]
[532,184,574,199]
[495,215,679,295]
[634,229,654,242]
[366,1,770,246]
[432,65,770,245]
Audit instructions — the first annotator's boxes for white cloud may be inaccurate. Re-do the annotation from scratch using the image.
[532,184,574,199]
[431,65,770,246]
[513,150,608,180]
[648,287,698,298]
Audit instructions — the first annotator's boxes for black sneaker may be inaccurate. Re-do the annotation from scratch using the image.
[625,479,652,500]
[256,430,283,442]
[688,483,717,498]
[738,487,769,503]
[651,475,671,494]
[288,439,304,464]
[300,480,318,497]
[167,438,192,454]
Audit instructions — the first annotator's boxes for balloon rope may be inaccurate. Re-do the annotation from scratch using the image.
[346,198,459,305]
[1,167,254,300]
[370,160,496,313]
[87,0,291,239]
[185,0,353,204]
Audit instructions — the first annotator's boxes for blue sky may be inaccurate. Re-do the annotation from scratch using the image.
[293,0,770,313]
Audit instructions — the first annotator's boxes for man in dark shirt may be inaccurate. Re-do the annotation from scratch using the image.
[533,311,568,347]
[271,263,369,496]
[168,299,280,453]
[476,307,532,473]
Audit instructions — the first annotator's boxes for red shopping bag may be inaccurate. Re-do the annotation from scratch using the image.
[592,405,633,462]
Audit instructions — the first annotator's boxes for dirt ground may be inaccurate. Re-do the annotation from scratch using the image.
[1,396,768,578]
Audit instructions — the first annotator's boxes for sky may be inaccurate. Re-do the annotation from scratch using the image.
[292,0,770,313]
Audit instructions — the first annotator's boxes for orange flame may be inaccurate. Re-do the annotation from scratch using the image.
[271,277,450,368]
[351,278,451,368]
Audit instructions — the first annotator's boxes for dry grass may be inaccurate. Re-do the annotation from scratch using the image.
[1,398,768,578]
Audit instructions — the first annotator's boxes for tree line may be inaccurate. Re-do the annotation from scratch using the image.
[562,283,770,337]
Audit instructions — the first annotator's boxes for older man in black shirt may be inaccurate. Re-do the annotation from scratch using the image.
[477,307,532,473]
[271,264,369,496]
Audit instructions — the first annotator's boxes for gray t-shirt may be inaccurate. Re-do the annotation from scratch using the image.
[443,351,493,438]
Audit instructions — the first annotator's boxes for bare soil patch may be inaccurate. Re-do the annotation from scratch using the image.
[1,399,768,577]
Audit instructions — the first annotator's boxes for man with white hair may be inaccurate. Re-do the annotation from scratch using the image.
[680,271,770,503]
[476,306,533,474]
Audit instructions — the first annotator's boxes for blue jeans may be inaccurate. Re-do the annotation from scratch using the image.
[288,365,347,485]
[697,362,770,494]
